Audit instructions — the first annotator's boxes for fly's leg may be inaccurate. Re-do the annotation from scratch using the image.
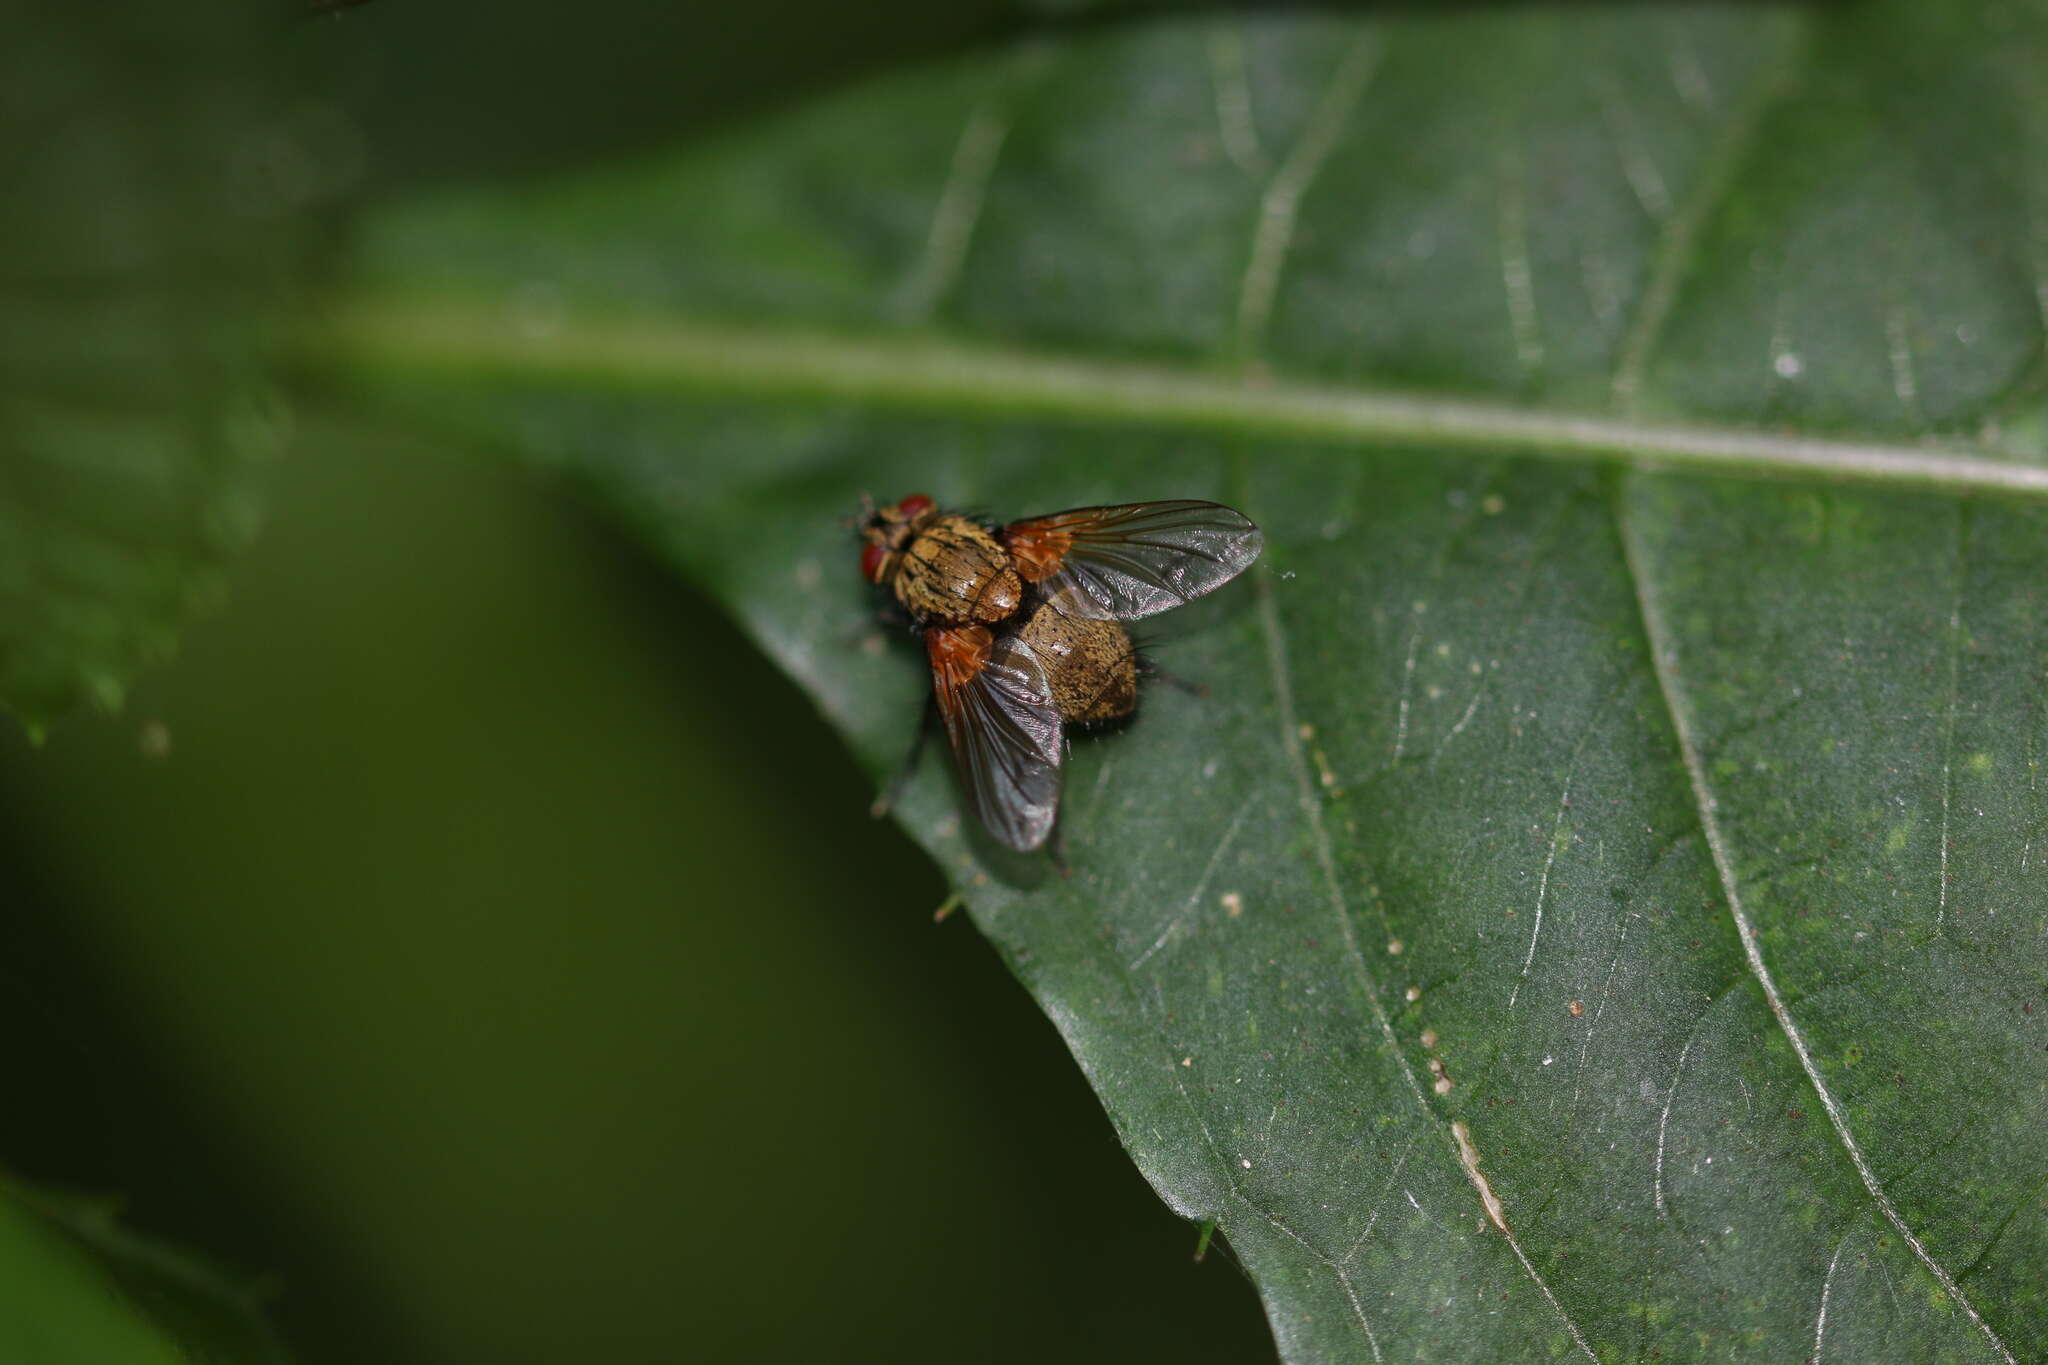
[1141,658,1209,699]
[869,693,936,820]
[1047,815,1072,878]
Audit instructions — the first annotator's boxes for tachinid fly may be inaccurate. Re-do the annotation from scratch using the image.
[859,495,1262,853]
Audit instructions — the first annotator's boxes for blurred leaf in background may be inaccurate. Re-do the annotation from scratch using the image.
[294,0,1015,191]
[0,1193,188,1365]
[0,0,309,730]
[5,1183,291,1365]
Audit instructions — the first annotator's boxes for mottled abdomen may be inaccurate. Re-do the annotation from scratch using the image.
[896,515,1024,624]
[1015,604,1136,724]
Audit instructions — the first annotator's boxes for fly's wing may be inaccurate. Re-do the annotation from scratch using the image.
[1002,501,1263,620]
[928,629,1064,852]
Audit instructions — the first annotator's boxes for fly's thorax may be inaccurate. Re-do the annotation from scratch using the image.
[1015,605,1136,724]
[897,515,1023,624]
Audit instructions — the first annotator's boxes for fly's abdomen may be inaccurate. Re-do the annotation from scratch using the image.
[1017,606,1136,724]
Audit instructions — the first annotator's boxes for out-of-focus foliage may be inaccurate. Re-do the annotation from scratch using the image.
[7,1185,290,1365]
[0,0,313,730]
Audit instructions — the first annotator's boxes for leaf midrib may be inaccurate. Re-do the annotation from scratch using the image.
[316,293,2048,498]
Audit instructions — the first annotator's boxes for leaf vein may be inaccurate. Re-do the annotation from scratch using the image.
[1249,504,1428,1113]
[1616,489,2017,1365]
[1234,27,1379,362]
[1937,504,1971,930]
[1206,25,1267,176]
[1811,1229,1850,1363]
[1249,475,1601,1361]
[893,98,1011,322]
[1611,13,1807,408]
[1495,139,1545,376]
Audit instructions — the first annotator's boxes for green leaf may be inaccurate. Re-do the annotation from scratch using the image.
[0,1183,286,1364]
[319,3,2048,1359]
[0,0,311,730]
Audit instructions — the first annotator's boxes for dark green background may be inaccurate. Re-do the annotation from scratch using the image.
[0,1,1274,1360]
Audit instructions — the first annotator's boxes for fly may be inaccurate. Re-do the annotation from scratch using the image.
[859,495,1262,852]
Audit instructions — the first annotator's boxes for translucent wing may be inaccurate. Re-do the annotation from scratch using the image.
[1001,501,1263,620]
[927,626,1064,852]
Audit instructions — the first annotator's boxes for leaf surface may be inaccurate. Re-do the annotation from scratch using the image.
[321,4,2048,1358]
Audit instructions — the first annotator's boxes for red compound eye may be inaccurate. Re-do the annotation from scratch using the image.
[896,494,934,518]
[859,542,888,582]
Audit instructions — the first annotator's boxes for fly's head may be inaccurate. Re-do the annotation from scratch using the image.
[858,493,936,586]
